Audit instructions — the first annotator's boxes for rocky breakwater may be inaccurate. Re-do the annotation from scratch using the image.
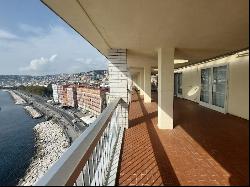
[24,106,43,119]
[8,90,26,105]
[18,120,70,186]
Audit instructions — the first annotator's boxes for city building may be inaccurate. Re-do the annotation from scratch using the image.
[57,85,69,106]
[52,84,59,103]
[37,1,249,186]
[66,85,78,108]
[77,85,108,116]
[0,70,108,88]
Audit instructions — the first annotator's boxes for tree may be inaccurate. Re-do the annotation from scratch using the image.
[17,85,53,97]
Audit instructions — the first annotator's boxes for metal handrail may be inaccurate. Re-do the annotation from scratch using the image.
[35,97,124,186]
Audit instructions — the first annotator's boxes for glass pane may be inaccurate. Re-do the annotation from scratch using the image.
[174,73,178,96]
[177,73,182,95]
[200,68,210,103]
[212,66,227,108]
[200,91,209,103]
[212,92,225,108]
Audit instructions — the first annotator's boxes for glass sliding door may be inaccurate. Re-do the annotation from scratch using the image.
[212,65,227,109]
[174,73,178,96]
[177,73,182,97]
[200,68,211,104]
[174,73,182,97]
[199,65,228,113]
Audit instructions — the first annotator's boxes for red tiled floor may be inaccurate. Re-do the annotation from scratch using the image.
[117,91,249,186]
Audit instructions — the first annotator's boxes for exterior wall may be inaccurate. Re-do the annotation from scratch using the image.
[66,86,77,108]
[57,85,64,104]
[175,52,249,120]
[77,86,107,115]
[176,66,200,102]
[63,89,68,106]
[57,85,69,106]
[228,57,249,119]
[77,87,83,107]
[52,84,59,103]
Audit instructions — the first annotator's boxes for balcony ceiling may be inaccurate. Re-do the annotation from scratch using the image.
[42,0,249,66]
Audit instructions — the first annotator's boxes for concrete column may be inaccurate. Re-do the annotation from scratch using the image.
[127,71,132,104]
[132,73,140,96]
[144,65,151,103]
[108,49,128,104]
[158,48,174,129]
[108,48,128,128]
[139,69,144,96]
[133,74,139,90]
[131,75,135,87]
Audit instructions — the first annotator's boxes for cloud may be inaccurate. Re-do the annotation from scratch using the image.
[19,24,44,35]
[0,29,18,40]
[75,58,93,65]
[49,54,57,62]
[0,25,107,75]
[74,57,108,72]
[19,54,57,74]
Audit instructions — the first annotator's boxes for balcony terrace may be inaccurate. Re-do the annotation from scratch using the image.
[117,91,249,186]
[36,1,248,186]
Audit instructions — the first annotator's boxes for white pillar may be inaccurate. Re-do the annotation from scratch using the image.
[108,48,128,128]
[132,74,139,90]
[108,49,128,104]
[139,69,144,96]
[144,65,151,103]
[134,74,139,89]
[158,48,174,129]
[131,75,135,86]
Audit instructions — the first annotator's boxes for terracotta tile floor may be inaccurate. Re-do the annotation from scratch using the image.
[117,91,249,186]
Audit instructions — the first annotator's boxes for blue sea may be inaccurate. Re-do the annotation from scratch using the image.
[0,90,41,186]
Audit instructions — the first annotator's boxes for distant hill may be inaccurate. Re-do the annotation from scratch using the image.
[0,69,108,78]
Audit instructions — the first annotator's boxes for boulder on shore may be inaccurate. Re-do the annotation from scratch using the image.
[18,120,70,186]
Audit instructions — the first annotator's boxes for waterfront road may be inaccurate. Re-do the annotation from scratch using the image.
[31,94,85,130]
[14,90,86,142]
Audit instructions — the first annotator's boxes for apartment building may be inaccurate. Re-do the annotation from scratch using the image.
[66,85,78,108]
[52,83,107,112]
[57,85,69,106]
[52,84,59,103]
[77,86,108,115]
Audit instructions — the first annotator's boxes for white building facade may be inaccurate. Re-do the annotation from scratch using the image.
[52,84,59,103]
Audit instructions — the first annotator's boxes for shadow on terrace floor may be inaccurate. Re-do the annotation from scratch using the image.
[117,90,249,186]
[117,91,179,186]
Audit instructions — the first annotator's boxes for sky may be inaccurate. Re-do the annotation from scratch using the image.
[0,0,107,75]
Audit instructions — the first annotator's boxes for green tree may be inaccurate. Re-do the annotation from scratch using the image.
[17,85,53,97]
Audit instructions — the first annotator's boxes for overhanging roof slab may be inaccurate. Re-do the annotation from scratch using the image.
[42,0,249,65]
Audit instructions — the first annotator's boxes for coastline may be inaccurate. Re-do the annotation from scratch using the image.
[18,120,70,186]
[24,106,43,119]
[0,90,39,186]
[6,90,42,119]
[7,90,27,105]
[3,90,72,186]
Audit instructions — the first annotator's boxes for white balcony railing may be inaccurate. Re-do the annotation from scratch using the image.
[35,98,127,186]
